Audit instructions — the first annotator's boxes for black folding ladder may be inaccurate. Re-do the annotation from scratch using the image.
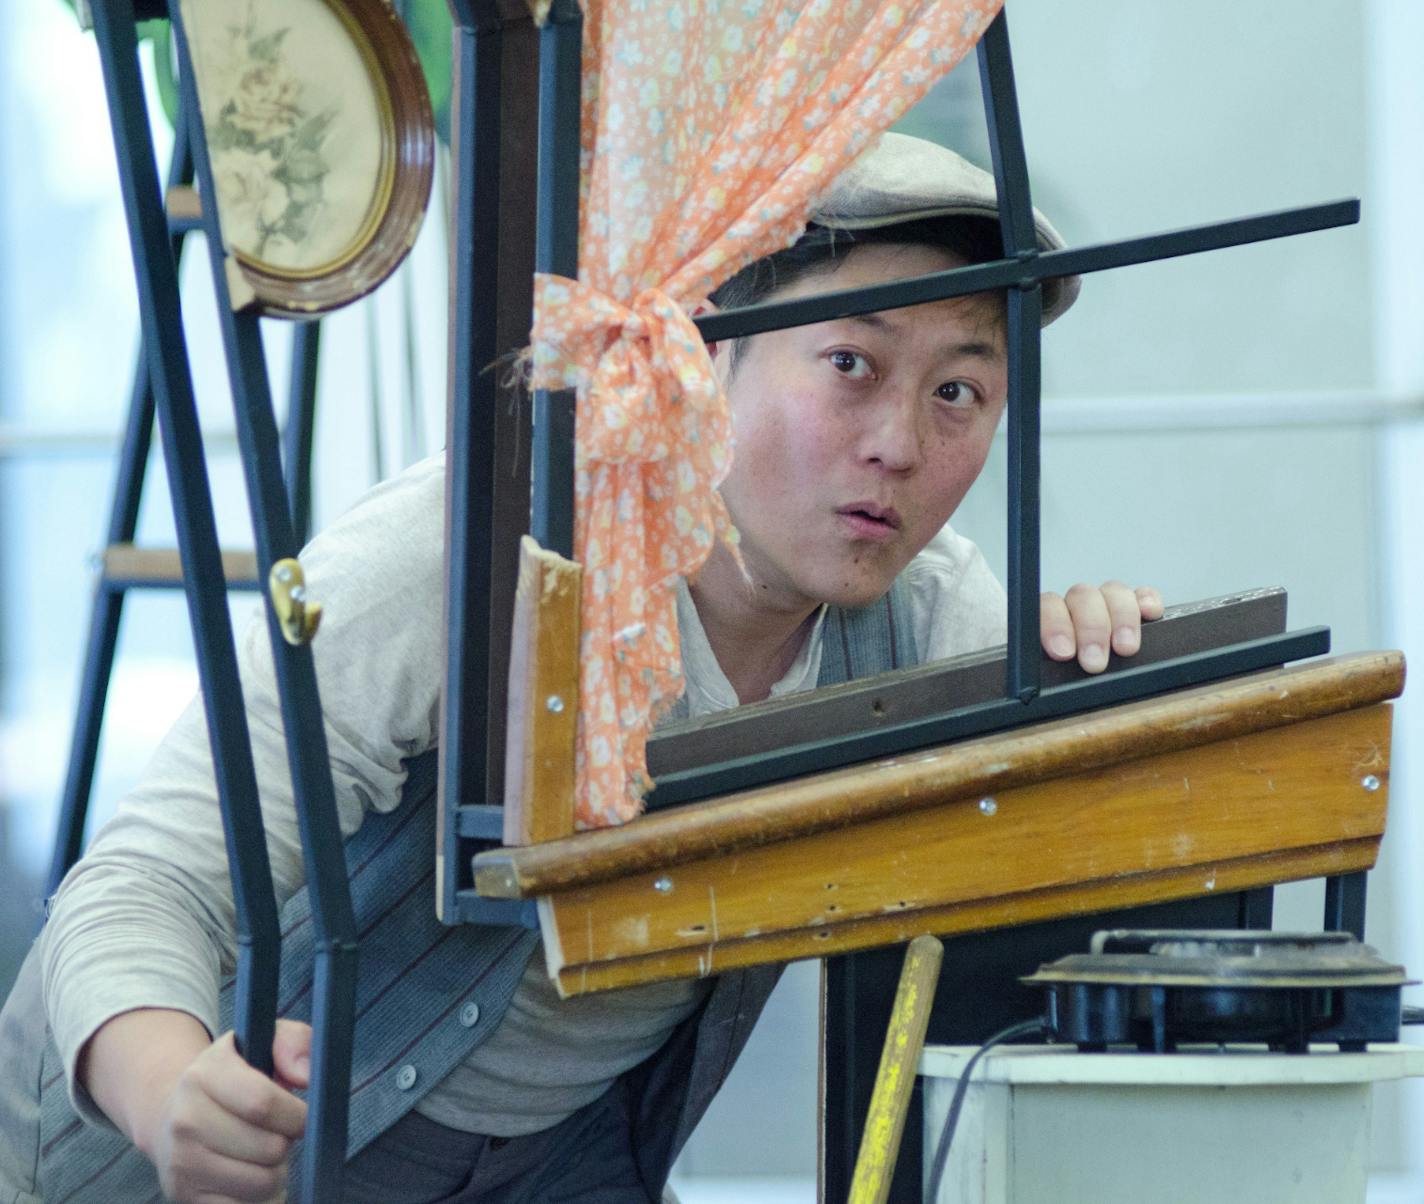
[81,2,1367,1199]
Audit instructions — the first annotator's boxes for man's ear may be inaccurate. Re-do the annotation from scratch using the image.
[689,299,721,364]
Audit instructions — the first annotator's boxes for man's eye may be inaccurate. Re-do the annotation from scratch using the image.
[935,380,979,406]
[829,350,874,379]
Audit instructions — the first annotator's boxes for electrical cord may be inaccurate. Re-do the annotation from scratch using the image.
[925,1017,1047,1202]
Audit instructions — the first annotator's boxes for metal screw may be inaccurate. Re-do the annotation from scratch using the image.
[289,585,305,603]
[1362,775,1381,792]
[275,564,293,582]
[653,876,673,894]
[978,797,998,816]
[546,695,565,714]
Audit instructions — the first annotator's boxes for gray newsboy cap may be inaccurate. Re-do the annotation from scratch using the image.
[811,132,1080,325]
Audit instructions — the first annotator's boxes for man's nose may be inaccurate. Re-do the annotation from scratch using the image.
[861,391,923,473]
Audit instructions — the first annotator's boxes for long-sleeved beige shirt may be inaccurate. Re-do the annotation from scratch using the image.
[39,453,1007,1133]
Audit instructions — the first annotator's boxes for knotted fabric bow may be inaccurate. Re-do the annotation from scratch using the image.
[530,275,735,827]
[525,0,1004,827]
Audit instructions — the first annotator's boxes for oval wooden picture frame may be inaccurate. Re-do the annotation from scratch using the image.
[180,0,435,318]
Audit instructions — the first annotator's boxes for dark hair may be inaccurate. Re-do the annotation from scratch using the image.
[708,216,1008,370]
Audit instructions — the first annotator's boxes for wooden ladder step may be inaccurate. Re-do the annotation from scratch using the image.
[101,543,260,589]
[165,185,204,233]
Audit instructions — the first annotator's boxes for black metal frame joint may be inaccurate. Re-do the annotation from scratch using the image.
[1324,871,1368,941]
[455,805,507,841]
[455,890,540,928]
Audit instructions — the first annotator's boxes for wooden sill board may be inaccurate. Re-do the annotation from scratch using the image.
[470,652,1402,997]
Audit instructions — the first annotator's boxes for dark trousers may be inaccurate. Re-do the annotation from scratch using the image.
[337,1080,661,1203]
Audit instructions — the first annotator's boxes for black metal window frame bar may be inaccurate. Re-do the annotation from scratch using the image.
[442,0,585,926]
[447,3,1357,885]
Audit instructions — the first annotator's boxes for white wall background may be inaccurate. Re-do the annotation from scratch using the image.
[1,0,1420,1199]
[676,1,1424,1196]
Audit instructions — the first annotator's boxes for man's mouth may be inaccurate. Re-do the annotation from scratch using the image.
[835,503,902,538]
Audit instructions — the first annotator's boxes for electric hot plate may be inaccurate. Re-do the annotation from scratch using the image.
[1023,929,1409,1053]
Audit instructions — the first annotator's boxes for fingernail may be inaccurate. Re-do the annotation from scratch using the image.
[1050,635,1074,659]
[1115,626,1139,653]
[1081,643,1107,672]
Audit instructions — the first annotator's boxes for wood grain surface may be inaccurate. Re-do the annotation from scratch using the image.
[502,536,581,845]
[478,652,1402,898]
[538,702,1391,994]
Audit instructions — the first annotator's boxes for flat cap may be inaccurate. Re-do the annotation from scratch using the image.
[812,132,1080,324]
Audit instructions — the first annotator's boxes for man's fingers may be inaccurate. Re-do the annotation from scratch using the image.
[1039,592,1075,661]
[199,1037,308,1141]
[272,1021,312,1092]
[169,1143,286,1201]
[1063,584,1112,673]
[162,1088,289,1201]
[148,1031,303,1204]
[1043,582,1164,675]
[207,1072,307,1143]
[1136,585,1165,622]
[1100,580,1144,657]
[171,1087,290,1168]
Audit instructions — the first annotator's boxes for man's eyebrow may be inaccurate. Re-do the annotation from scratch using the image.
[845,313,893,332]
[843,314,1004,361]
[946,339,1004,362]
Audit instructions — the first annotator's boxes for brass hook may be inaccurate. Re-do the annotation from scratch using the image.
[269,557,322,646]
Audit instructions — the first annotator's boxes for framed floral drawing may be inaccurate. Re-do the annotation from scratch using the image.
[178,0,435,317]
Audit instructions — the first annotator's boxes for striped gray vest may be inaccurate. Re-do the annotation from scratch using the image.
[22,578,917,1202]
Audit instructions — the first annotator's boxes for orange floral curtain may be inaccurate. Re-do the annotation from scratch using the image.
[530,0,1003,829]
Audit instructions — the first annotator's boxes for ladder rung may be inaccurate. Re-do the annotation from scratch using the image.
[102,544,260,590]
[165,185,204,233]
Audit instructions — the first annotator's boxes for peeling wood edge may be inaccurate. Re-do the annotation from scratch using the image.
[502,536,580,844]
[537,895,565,986]
[473,652,1404,898]
[546,838,1382,996]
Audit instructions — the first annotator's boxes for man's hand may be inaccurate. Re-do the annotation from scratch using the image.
[146,1024,310,1203]
[1040,581,1163,674]
[82,1009,311,1203]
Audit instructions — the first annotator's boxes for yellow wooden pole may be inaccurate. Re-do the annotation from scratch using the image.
[848,933,945,1204]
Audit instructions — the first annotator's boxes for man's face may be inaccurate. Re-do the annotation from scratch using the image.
[713,242,1008,613]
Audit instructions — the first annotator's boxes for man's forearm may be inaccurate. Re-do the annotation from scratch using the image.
[78,1008,211,1156]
